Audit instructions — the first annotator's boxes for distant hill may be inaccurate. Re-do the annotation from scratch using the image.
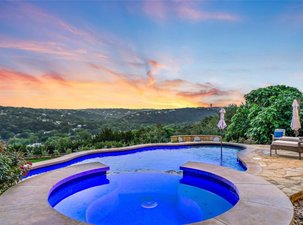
[84,108,218,124]
[0,106,219,141]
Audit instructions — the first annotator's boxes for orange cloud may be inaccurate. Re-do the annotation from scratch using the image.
[0,68,242,109]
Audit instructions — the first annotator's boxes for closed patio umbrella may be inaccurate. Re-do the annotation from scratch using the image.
[291,99,301,136]
[217,108,227,163]
[217,108,227,130]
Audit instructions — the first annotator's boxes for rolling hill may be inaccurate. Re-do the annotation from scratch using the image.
[0,106,219,141]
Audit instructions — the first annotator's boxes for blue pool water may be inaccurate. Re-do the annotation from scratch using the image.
[47,144,242,224]
[52,172,237,225]
[76,145,245,172]
[28,144,245,177]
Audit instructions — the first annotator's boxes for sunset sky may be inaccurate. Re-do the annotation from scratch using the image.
[0,0,302,109]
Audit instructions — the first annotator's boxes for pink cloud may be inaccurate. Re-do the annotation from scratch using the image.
[0,68,41,84]
[143,0,167,21]
[178,88,223,98]
[0,69,73,88]
[158,79,186,89]
[157,79,218,97]
[19,3,98,43]
[0,37,108,63]
[146,60,167,86]
[89,61,226,104]
[42,73,71,86]
[1,2,182,85]
[0,2,150,79]
[0,38,74,57]
[176,4,239,22]
[90,58,226,104]
[88,63,144,92]
[148,60,165,69]
[297,14,303,21]
[142,0,239,22]
[279,10,303,26]
[0,2,115,62]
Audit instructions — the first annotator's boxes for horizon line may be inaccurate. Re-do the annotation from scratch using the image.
[0,104,229,111]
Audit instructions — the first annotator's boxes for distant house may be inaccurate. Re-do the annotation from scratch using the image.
[0,111,7,115]
[27,143,43,148]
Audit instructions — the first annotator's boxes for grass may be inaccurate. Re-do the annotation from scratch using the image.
[28,157,54,163]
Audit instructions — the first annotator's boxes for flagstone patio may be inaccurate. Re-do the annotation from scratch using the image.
[246,145,303,197]
[245,145,303,225]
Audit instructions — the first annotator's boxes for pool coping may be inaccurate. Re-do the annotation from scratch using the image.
[0,143,294,225]
[30,142,246,171]
[182,161,294,225]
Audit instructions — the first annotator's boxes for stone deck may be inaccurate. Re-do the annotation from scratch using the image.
[0,143,302,225]
[0,163,107,225]
[244,145,303,225]
[0,160,294,225]
[245,145,303,197]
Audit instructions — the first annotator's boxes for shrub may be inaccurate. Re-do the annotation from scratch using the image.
[32,147,43,156]
[53,149,61,156]
[0,142,30,195]
[41,149,49,157]
[94,142,104,149]
[65,148,72,154]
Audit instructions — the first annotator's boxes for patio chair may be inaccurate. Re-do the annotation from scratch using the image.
[178,136,184,142]
[193,136,201,142]
[270,136,303,160]
[213,137,220,142]
[272,129,285,141]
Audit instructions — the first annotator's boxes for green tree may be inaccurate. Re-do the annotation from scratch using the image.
[225,105,249,142]
[226,85,303,144]
[76,129,92,141]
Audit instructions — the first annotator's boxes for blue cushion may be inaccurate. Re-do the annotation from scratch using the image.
[274,131,284,138]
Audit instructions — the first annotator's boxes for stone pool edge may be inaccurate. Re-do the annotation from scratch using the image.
[0,155,294,224]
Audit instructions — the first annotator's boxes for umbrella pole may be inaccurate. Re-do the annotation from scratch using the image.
[220,130,223,165]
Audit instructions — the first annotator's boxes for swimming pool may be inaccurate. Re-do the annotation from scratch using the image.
[28,143,246,177]
[48,167,240,225]
[76,144,245,172]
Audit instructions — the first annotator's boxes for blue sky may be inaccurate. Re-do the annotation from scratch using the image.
[0,0,302,108]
